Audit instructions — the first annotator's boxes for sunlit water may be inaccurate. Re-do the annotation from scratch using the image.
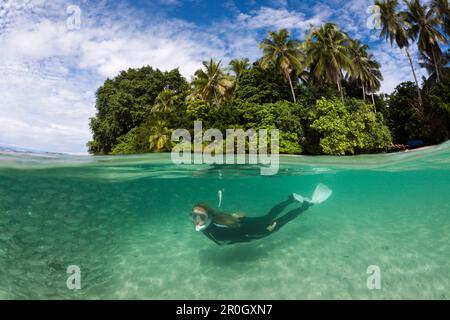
[0,142,449,299]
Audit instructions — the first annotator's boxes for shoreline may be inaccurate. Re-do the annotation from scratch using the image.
[0,141,448,158]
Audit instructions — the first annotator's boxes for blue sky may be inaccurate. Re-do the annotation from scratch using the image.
[0,0,431,153]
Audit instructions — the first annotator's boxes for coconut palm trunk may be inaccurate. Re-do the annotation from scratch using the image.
[371,93,376,111]
[405,47,423,108]
[363,86,366,101]
[337,79,344,103]
[287,73,297,103]
[214,90,219,106]
[432,48,441,82]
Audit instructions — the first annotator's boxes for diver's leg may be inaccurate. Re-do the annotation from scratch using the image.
[264,197,295,222]
[272,202,312,231]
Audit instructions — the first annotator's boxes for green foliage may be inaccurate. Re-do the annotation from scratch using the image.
[111,128,140,155]
[309,98,355,155]
[240,101,304,154]
[241,100,303,133]
[88,66,189,154]
[310,98,392,155]
[347,99,392,152]
[428,75,450,115]
[234,64,293,104]
[186,99,211,123]
[87,64,401,157]
[190,59,234,106]
[279,131,303,154]
[385,82,424,144]
[149,122,172,152]
[110,122,158,155]
[385,77,450,146]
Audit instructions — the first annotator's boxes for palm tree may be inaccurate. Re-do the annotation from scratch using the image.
[305,23,353,102]
[295,68,311,86]
[367,60,383,109]
[419,49,449,88]
[191,59,234,107]
[259,28,304,103]
[402,0,448,83]
[229,58,250,79]
[151,89,176,113]
[375,0,423,106]
[149,121,171,152]
[347,40,371,100]
[347,40,383,108]
[229,58,250,92]
[431,0,450,38]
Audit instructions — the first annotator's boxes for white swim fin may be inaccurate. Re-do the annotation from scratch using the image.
[311,183,332,204]
[292,193,310,204]
[292,184,332,205]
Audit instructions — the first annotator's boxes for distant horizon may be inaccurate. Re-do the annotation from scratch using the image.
[2,139,450,157]
[0,143,89,155]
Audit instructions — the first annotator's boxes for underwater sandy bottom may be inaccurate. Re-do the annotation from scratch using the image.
[0,170,449,299]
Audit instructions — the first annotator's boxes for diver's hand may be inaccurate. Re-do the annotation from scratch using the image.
[232,212,245,219]
[266,221,277,232]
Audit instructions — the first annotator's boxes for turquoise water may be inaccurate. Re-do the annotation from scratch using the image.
[0,143,450,299]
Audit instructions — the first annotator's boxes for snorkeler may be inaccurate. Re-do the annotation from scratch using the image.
[191,184,332,245]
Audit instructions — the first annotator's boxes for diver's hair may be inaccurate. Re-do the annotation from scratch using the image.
[193,203,241,228]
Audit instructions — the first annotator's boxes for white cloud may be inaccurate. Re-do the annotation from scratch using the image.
[374,42,426,93]
[236,7,329,34]
[0,55,95,153]
[0,0,227,154]
[0,0,34,34]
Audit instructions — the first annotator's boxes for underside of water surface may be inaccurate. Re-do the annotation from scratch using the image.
[0,142,449,299]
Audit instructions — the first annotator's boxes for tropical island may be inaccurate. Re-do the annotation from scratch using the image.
[88,0,449,156]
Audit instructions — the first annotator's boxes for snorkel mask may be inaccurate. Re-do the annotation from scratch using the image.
[192,207,211,232]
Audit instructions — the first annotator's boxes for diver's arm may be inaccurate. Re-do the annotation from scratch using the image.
[203,231,224,245]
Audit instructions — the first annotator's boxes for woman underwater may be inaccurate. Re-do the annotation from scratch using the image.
[191,184,332,245]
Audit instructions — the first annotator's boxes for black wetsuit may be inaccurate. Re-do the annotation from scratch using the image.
[201,199,312,245]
